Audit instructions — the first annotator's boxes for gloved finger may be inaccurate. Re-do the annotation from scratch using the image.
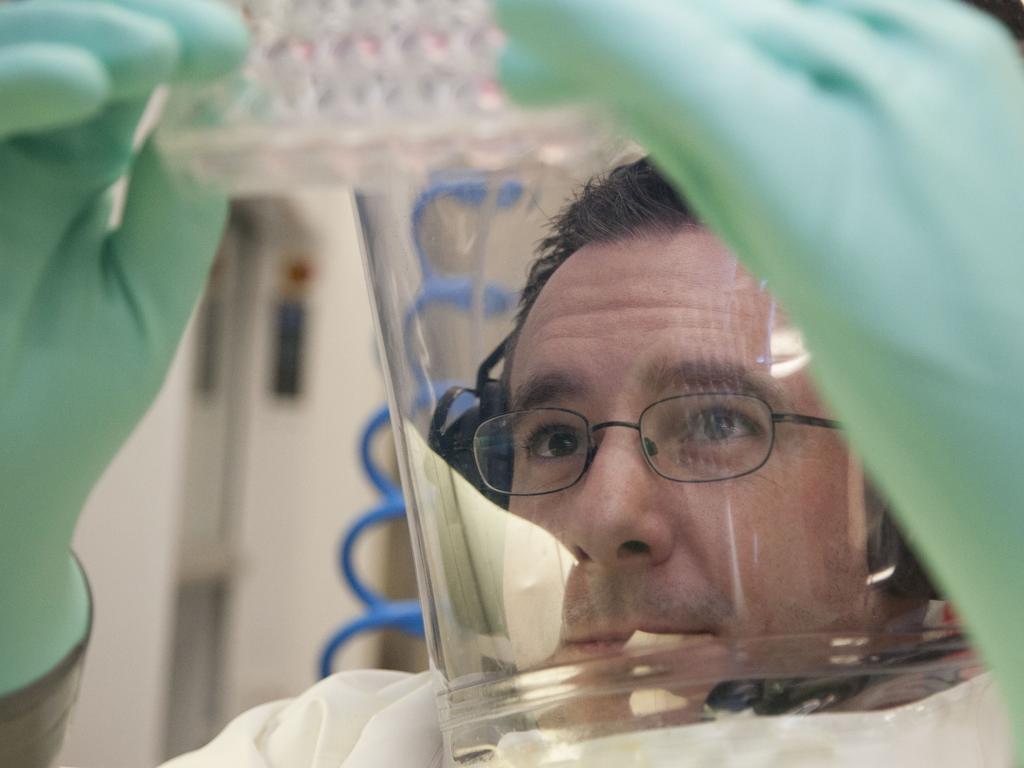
[497,0,923,271]
[102,0,248,83]
[501,0,888,91]
[497,1,830,204]
[619,109,780,285]
[498,0,779,123]
[0,105,145,338]
[811,0,1016,52]
[499,22,775,282]
[0,1,179,100]
[3,98,150,214]
[0,43,109,138]
[499,42,581,107]
[497,0,795,266]
[103,138,227,351]
[500,0,896,105]
[688,0,898,83]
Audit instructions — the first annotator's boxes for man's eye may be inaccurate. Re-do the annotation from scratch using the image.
[689,408,758,441]
[527,427,582,458]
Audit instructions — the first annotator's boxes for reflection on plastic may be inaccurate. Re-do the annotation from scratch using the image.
[491,673,1011,767]
[405,422,574,669]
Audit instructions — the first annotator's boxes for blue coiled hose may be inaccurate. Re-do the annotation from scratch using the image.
[319,175,521,678]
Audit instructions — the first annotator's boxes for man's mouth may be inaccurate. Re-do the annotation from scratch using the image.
[556,628,716,663]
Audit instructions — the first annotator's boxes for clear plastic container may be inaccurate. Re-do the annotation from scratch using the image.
[157,0,601,192]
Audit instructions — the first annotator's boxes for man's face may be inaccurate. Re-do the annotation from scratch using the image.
[507,228,902,657]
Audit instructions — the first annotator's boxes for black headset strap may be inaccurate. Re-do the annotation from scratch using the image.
[428,385,473,449]
[475,337,508,394]
[428,337,510,449]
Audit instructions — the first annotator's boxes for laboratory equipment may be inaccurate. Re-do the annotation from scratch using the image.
[159,0,599,192]
[156,0,1014,765]
[319,404,423,678]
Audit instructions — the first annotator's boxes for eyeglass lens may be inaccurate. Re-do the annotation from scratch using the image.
[473,394,776,495]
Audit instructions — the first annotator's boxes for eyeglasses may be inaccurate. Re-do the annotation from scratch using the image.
[472,393,841,496]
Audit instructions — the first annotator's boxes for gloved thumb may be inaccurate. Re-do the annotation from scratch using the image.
[103,138,228,358]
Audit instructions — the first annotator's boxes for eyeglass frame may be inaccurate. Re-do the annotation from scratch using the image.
[471,392,842,497]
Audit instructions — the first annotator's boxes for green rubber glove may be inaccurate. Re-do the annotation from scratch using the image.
[498,0,1024,757]
[0,0,245,696]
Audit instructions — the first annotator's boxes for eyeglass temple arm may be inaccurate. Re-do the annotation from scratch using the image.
[773,413,843,430]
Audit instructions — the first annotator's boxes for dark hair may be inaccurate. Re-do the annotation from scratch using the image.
[503,157,698,389]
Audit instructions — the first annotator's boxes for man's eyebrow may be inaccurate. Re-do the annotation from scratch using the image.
[645,358,786,407]
[510,360,784,412]
[510,372,586,411]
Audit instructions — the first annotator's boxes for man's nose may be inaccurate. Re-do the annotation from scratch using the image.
[565,427,676,569]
